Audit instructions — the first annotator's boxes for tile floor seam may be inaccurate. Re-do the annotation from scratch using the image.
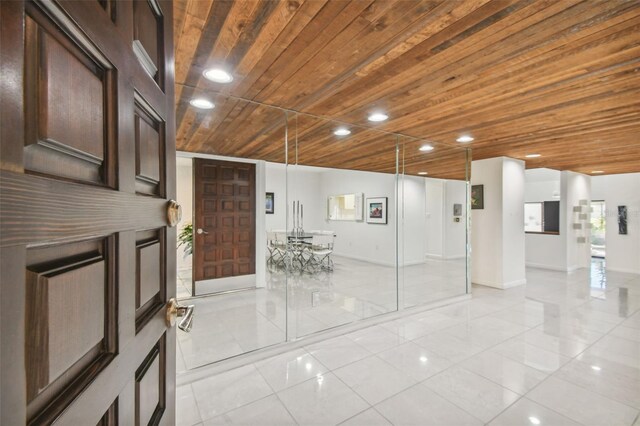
[179,262,640,426]
[185,383,205,426]
[541,332,640,414]
[251,352,305,425]
[504,308,640,424]
[523,375,640,425]
[415,378,490,425]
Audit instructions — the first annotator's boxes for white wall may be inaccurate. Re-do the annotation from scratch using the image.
[524,169,565,271]
[401,176,427,266]
[176,157,193,272]
[523,169,592,272]
[444,180,467,259]
[502,158,526,285]
[471,157,526,289]
[425,179,444,258]
[319,168,398,266]
[592,173,640,274]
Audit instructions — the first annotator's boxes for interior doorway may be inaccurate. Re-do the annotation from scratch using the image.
[591,200,606,258]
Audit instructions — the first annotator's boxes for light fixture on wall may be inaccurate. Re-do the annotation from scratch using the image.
[333,128,351,136]
[419,144,434,152]
[525,154,541,158]
[368,112,388,122]
[456,134,474,143]
[189,98,215,109]
[203,68,234,83]
[418,171,428,175]
[591,170,604,174]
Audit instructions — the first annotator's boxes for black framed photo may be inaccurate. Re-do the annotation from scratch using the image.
[471,185,484,210]
[366,197,388,224]
[266,192,275,214]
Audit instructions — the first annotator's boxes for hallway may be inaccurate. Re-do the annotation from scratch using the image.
[176,261,640,425]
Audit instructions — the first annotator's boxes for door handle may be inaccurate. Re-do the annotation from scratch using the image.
[166,298,195,332]
[196,228,208,235]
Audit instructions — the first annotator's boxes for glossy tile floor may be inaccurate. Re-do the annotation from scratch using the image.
[176,256,467,370]
[177,260,640,425]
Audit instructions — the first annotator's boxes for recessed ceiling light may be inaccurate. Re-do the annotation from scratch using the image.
[591,170,604,174]
[456,134,474,143]
[334,128,351,136]
[528,417,541,425]
[591,365,602,371]
[418,172,428,175]
[419,144,434,152]
[368,112,388,122]
[203,68,233,83]
[189,98,215,109]
[525,154,541,158]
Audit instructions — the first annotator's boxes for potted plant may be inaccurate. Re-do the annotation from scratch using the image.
[177,222,193,258]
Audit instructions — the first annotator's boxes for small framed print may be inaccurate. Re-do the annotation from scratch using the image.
[265,192,274,214]
[471,185,484,210]
[366,197,388,224]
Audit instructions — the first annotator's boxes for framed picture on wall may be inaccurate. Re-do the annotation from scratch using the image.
[618,205,628,235]
[366,197,387,224]
[266,192,275,214]
[471,185,484,210]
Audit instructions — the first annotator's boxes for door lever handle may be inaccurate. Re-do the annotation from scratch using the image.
[166,298,195,332]
[196,228,208,235]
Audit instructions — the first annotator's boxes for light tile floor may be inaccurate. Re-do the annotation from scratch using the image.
[176,256,467,370]
[177,260,640,425]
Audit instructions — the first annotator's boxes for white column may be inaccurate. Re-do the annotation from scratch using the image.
[471,157,526,289]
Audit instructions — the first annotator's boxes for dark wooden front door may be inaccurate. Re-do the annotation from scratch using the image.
[194,159,256,282]
[1,0,177,424]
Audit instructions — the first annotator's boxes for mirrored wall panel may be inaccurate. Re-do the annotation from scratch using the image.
[399,136,470,309]
[174,88,471,371]
[175,92,288,369]
[286,114,399,339]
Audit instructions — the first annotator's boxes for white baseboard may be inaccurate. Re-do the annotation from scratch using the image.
[606,266,640,275]
[332,252,396,267]
[444,254,466,260]
[425,253,443,260]
[472,278,526,289]
[526,262,575,272]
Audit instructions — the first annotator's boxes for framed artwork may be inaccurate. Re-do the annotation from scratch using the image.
[471,185,484,210]
[366,197,388,224]
[618,205,627,235]
[265,192,274,214]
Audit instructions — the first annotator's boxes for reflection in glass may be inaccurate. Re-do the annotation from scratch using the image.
[399,136,470,309]
[175,88,471,369]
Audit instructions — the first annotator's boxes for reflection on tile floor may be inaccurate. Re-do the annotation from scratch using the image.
[177,259,640,425]
[176,256,467,370]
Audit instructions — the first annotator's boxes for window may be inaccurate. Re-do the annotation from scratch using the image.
[525,201,560,234]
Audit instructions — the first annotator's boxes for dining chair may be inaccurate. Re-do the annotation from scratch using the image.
[309,234,334,272]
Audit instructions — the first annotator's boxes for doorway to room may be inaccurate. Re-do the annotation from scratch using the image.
[591,200,606,258]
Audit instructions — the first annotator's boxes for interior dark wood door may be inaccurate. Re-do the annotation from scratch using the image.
[194,159,256,282]
[1,0,177,424]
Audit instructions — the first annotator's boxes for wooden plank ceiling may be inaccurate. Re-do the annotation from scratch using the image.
[174,0,640,180]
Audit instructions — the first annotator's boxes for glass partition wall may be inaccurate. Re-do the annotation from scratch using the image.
[398,137,470,309]
[175,88,470,371]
